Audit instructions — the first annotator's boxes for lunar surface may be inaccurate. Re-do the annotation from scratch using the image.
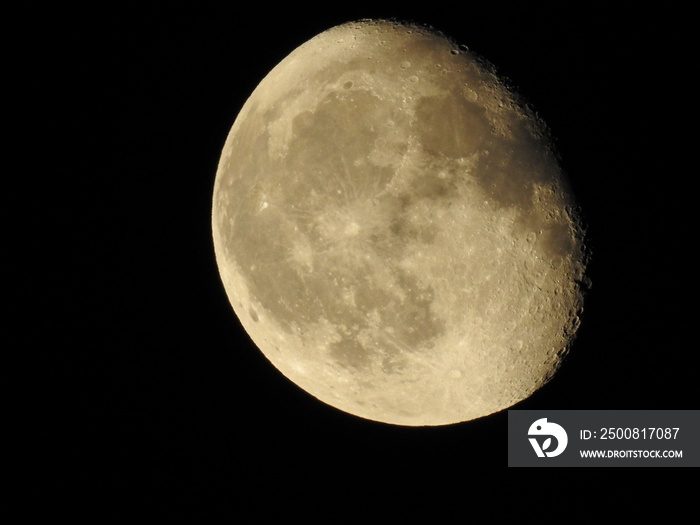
[212,20,587,426]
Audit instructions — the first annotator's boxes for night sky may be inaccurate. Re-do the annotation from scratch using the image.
[40,2,688,514]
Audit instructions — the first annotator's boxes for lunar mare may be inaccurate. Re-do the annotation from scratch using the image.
[212,20,587,426]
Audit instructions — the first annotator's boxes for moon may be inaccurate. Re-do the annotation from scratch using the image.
[212,19,587,426]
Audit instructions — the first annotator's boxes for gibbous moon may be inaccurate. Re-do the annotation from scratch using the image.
[212,20,587,426]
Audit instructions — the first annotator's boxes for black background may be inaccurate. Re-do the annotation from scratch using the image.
[39,1,690,515]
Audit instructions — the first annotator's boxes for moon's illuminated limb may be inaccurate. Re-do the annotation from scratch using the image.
[212,20,587,426]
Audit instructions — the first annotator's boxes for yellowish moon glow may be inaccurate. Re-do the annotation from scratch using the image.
[212,20,587,426]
